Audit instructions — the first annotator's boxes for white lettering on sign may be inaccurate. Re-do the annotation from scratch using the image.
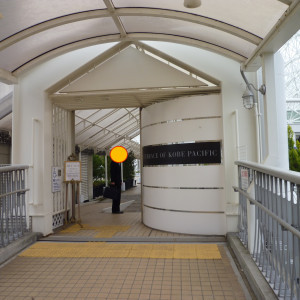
[168,151,186,158]
[187,150,218,157]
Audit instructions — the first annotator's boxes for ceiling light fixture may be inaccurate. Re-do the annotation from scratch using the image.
[184,0,201,8]
[240,68,266,110]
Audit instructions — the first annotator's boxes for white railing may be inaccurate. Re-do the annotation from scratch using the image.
[233,161,300,299]
[0,165,30,247]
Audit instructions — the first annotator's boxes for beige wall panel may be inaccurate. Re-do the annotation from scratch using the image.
[143,165,224,188]
[142,118,223,146]
[143,206,226,235]
[143,187,225,212]
[142,94,222,127]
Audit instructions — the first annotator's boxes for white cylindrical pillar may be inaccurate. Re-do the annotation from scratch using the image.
[141,95,226,235]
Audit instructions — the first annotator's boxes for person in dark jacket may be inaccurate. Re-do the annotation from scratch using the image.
[110,160,123,214]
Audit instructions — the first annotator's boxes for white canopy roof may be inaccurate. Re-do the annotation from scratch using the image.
[1,0,298,79]
[1,0,300,157]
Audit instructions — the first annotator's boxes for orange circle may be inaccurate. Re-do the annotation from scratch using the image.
[110,146,128,163]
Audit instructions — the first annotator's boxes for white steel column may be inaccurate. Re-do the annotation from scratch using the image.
[121,162,125,191]
[105,152,108,187]
[261,52,289,169]
[70,111,75,155]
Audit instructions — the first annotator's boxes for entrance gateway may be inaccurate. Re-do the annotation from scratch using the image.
[48,42,223,236]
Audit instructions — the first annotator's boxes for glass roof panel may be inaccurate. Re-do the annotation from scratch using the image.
[121,16,256,58]
[0,18,119,71]
[75,109,103,121]
[0,0,105,41]
[280,30,300,99]
[113,0,287,37]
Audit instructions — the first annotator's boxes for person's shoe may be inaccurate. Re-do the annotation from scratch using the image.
[112,211,123,214]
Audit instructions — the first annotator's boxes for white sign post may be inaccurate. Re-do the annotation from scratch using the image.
[64,161,82,227]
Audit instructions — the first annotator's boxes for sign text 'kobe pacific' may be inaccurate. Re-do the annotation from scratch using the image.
[143,142,221,166]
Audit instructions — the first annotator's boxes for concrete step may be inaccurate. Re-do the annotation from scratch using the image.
[0,232,42,265]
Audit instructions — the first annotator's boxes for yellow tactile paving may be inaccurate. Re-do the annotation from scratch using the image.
[20,242,221,259]
[60,224,131,238]
[94,230,118,238]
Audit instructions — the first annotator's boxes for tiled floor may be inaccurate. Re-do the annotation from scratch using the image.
[0,186,252,299]
[0,246,248,300]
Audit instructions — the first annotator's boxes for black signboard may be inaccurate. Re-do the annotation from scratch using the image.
[143,142,221,166]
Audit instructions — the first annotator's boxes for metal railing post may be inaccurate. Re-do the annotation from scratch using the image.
[234,160,300,299]
[0,165,30,247]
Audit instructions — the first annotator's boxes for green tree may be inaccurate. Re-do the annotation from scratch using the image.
[123,150,135,180]
[287,125,300,171]
[93,154,105,180]
[288,125,295,150]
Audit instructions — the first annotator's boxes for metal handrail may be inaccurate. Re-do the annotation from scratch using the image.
[0,189,30,199]
[0,165,29,172]
[235,161,300,299]
[235,160,300,184]
[233,185,300,239]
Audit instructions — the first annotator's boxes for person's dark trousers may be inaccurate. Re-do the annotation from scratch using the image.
[112,186,121,213]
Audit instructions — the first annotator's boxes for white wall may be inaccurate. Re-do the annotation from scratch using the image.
[12,43,118,235]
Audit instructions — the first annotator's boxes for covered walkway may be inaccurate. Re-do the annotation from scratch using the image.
[43,185,225,243]
[0,186,252,299]
[1,2,300,298]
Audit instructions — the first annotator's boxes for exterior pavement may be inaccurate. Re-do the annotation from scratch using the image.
[0,185,253,299]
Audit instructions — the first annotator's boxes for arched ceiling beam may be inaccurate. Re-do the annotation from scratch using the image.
[0,8,260,52]
[117,8,262,45]
[13,33,246,76]
[0,68,18,84]
[0,10,110,51]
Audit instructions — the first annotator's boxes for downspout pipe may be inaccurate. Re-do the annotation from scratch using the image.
[240,68,264,163]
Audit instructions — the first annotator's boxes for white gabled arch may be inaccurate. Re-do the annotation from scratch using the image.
[13,33,247,76]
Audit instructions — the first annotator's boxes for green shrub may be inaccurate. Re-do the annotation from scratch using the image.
[288,125,300,172]
[93,179,106,187]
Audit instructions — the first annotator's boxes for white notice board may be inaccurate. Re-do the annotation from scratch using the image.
[52,167,62,192]
[64,161,81,182]
[241,168,249,191]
